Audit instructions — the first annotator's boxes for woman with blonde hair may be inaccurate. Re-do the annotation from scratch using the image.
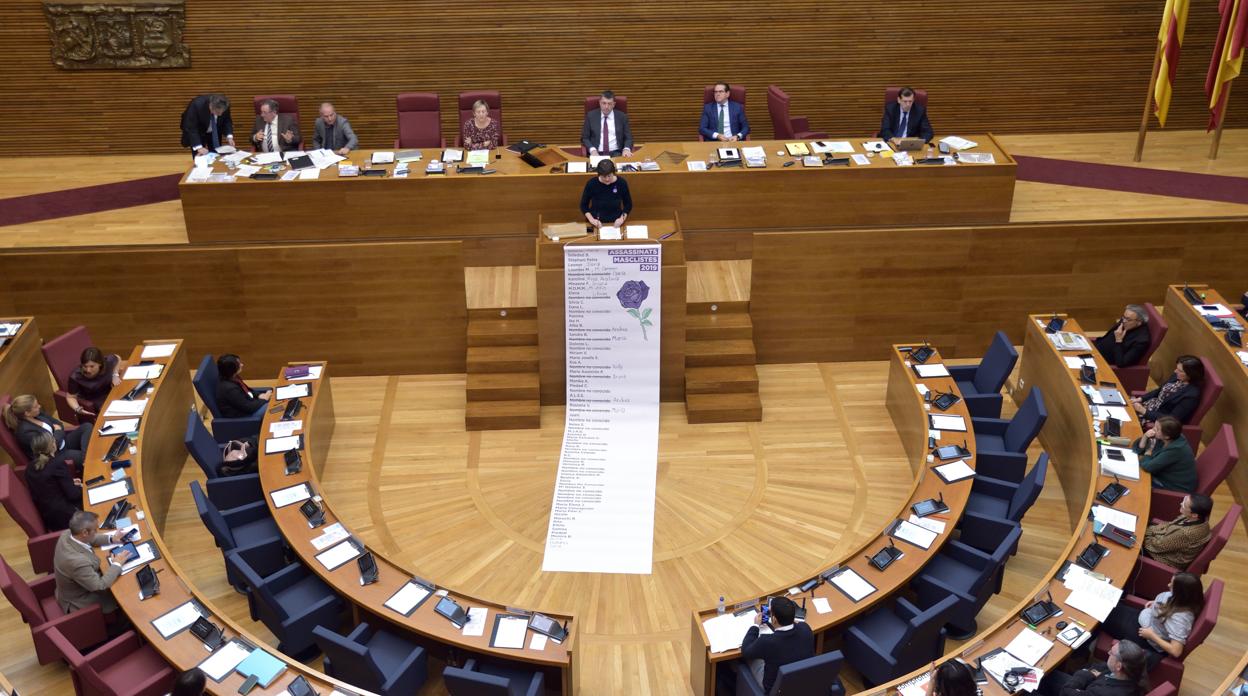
[2,394,91,461]
[460,99,501,150]
[23,430,83,530]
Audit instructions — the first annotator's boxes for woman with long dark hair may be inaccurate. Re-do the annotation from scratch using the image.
[1103,572,1204,670]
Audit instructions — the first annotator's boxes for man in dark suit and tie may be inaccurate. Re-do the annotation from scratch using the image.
[581,90,632,157]
[53,511,135,625]
[880,86,933,144]
[699,81,750,142]
[180,93,234,156]
[251,98,302,154]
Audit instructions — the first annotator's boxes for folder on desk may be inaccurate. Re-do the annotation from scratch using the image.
[785,142,810,156]
[235,648,286,688]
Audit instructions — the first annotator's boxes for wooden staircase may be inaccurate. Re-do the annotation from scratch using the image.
[465,308,541,430]
[684,302,762,424]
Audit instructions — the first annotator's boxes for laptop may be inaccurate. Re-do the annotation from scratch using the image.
[894,137,926,151]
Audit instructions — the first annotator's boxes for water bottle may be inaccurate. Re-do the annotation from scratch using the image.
[717,596,725,615]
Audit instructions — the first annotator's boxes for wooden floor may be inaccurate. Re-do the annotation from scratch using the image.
[2,358,1245,695]
[0,129,1245,249]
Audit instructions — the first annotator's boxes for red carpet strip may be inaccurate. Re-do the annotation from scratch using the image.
[0,173,183,227]
[1013,154,1248,206]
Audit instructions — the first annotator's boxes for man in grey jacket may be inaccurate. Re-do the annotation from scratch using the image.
[313,102,359,155]
[53,510,134,616]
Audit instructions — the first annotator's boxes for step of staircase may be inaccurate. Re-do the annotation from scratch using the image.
[466,345,540,373]
[686,311,753,341]
[467,318,539,347]
[466,372,541,401]
[465,399,541,430]
[685,365,760,395]
[686,392,763,424]
[685,339,757,367]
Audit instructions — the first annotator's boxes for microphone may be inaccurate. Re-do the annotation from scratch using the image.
[937,491,945,506]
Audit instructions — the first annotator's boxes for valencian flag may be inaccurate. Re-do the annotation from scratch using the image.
[1207,0,1248,130]
[1154,0,1190,126]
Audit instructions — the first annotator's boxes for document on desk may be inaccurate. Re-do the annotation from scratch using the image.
[298,168,320,180]
[490,614,529,649]
[566,161,588,173]
[234,165,260,178]
[956,152,995,164]
[442,148,465,163]
[281,150,306,161]
[892,519,938,549]
[1099,447,1140,480]
[812,597,832,614]
[625,225,649,239]
[140,343,177,359]
[315,539,362,571]
[598,226,622,240]
[275,383,310,400]
[686,160,707,171]
[1065,356,1098,369]
[831,568,876,602]
[103,399,148,417]
[87,479,132,505]
[251,152,282,165]
[152,600,204,639]
[119,540,159,574]
[384,580,433,616]
[892,152,913,166]
[197,640,253,682]
[1048,331,1092,351]
[187,167,211,183]
[310,522,349,551]
[703,610,757,653]
[1195,303,1234,317]
[851,153,871,166]
[1092,505,1138,531]
[264,435,301,454]
[269,482,312,508]
[588,155,611,168]
[123,364,163,381]
[269,420,302,437]
[462,607,488,637]
[1065,575,1122,621]
[940,136,979,150]
[308,149,346,169]
[221,151,252,165]
[1006,627,1055,666]
[1092,405,1132,422]
[371,151,395,164]
[934,460,976,482]
[280,170,299,181]
[929,414,967,432]
[98,418,140,436]
[862,140,890,152]
[912,363,950,378]
[286,365,324,381]
[908,514,946,534]
[816,140,855,153]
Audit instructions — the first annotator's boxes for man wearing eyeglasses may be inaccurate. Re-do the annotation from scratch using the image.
[1093,304,1151,368]
[699,81,750,142]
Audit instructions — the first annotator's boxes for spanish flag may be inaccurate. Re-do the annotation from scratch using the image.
[1154,0,1190,127]
[1207,0,1248,130]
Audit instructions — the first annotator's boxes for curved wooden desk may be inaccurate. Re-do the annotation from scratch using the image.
[179,136,1016,244]
[255,362,575,693]
[873,314,1150,695]
[80,342,357,695]
[690,344,978,694]
[1150,284,1248,528]
[1215,649,1248,694]
[0,317,55,443]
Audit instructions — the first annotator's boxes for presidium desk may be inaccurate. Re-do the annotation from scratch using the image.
[179,136,1015,245]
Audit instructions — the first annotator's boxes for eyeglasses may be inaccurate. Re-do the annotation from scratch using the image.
[713,89,728,93]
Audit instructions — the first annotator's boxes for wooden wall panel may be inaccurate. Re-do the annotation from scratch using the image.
[750,218,1248,364]
[2,0,1245,156]
[0,241,467,376]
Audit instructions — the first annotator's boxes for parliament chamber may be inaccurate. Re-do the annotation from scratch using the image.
[3,0,1248,694]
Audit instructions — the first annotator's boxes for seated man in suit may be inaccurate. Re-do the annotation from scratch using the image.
[251,98,302,154]
[180,93,235,157]
[582,90,632,158]
[1143,493,1212,570]
[740,596,814,694]
[312,101,358,156]
[53,511,136,624]
[700,81,749,142]
[1094,304,1151,368]
[880,86,933,145]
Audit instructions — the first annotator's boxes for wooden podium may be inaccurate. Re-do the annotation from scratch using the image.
[535,219,687,405]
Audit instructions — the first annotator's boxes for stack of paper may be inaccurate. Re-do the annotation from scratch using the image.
[801,156,823,167]
[103,399,147,417]
[299,169,320,180]
[234,165,260,178]
[462,607,488,636]
[1092,505,1138,531]
[686,161,708,171]
[913,363,950,378]
[196,641,252,681]
[742,146,766,167]
[221,151,252,165]
[892,152,913,166]
[625,225,649,239]
[892,519,938,549]
[310,522,349,551]
[1049,332,1092,351]
[703,610,757,653]
[308,149,346,169]
[862,140,890,152]
[467,150,491,166]
[1099,447,1140,480]
[282,150,306,161]
[957,152,995,164]
[1005,628,1055,666]
[598,226,622,240]
[639,161,661,171]
[123,364,163,380]
[251,152,282,165]
[930,414,967,431]
[186,168,212,183]
[1065,573,1123,621]
[566,162,588,174]
[934,460,976,482]
[371,151,395,164]
[940,136,979,150]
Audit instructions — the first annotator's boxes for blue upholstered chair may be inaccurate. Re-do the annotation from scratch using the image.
[970,388,1047,483]
[962,453,1048,525]
[844,595,958,687]
[913,513,1021,638]
[947,331,1018,418]
[185,408,227,478]
[191,478,280,591]
[192,354,264,442]
[226,537,344,659]
[443,658,545,696]
[734,650,845,696]
[312,623,428,695]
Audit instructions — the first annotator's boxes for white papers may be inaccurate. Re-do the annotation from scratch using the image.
[597,226,622,240]
[492,615,529,649]
[686,160,708,171]
[103,399,147,417]
[530,633,548,650]
[442,148,465,163]
[893,519,938,549]
[215,144,238,154]
[292,168,318,180]
[915,383,931,397]
[702,610,757,653]
[287,365,323,381]
[935,460,976,482]
[198,640,252,681]
[221,151,252,165]
[119,540,157,573]
[742,146,766,160]
[588,155,611,168]
[98,418,140,435]
[280,170,300,181]
[187,168,212,183]
[892,152,913,166]
[269,483,312,508]
[1049,331,1092,351]
[308,149,346,169]
[1092,505,1138,531]
[851,153,871,166]
[1099,447,1141,480]
[1061,562,1103,590]
[315,540,361,570]
[930,414,967,431]
[268,420,302,438]
[371,151,395,164]
[153,601,203,639]
[1006,628,1055,666]
[193,153,217,168]
[462,607,488,637]
[913,363,950,378]
[957,152,996,164]
[310,522,349,551]
[898,673,932,696]
[275,383,310,400]
[1238,350,1248,366]
[466,149,491,167]
[281,150,306,161]
[981,651,1036,690]
[862,140,890,152]
[831,569,876,602]
[123,364,163,381]
[566,162,588,174]
[813,140,854,153]
[1195,303,1233,317]
[940,136,979,150]
[802,156,823,167]
[140,343,176,359]
[234,165,260,178]
[251,152,282,165]
[812,597,832,614]
[87,480,130,505]
[1065,574,1123,621]
[625,225,649,239]
[908,514,946,534]
[1092,405,1132,422]
[1065,356,1098,369]
[264,435,301,454]
[384,581,433,615]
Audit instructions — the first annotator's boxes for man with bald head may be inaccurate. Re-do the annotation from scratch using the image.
[312,101,358,156]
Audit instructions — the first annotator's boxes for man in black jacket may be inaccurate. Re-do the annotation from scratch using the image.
[880,86,933,144]
[1093,304,1151,368]
[1040,640,1148,695]
[180,93,234,156]
[740,596,814,694]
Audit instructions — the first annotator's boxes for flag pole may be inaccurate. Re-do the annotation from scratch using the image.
[1209,81,1234,159]
[1135,40,1166,162]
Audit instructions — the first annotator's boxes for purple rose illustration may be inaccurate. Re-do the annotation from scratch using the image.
[617,280,653,340]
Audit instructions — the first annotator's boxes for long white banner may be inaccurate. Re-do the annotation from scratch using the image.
[542,243,662,574]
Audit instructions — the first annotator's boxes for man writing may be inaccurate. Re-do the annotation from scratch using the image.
[53,510,136,629]
[581,90,632,158]
[699,81,749,142]
[180,93,234,157]
[880,86,933,145]
[251,98,301,154]
[1094,304,1151,368]
[312,101,358,156]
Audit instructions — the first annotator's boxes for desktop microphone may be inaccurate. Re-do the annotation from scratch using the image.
[937,492,945,506]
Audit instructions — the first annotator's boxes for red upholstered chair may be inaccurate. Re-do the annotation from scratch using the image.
[0,394,31,475]
[253,94,300,125]
[766,85,828,140]
[1112,303,1167,394]
[45,625,176,696]
[700,84,749,141]
[0,553,108,665]
[1183,357,1222,452]
[1136,503,1242,578]
[455,90,506,147]
[883,86,929,108]
[0,464,61,574]
[395,92,445,148]
[41,325,93,425]
[1149,425,1238,520]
